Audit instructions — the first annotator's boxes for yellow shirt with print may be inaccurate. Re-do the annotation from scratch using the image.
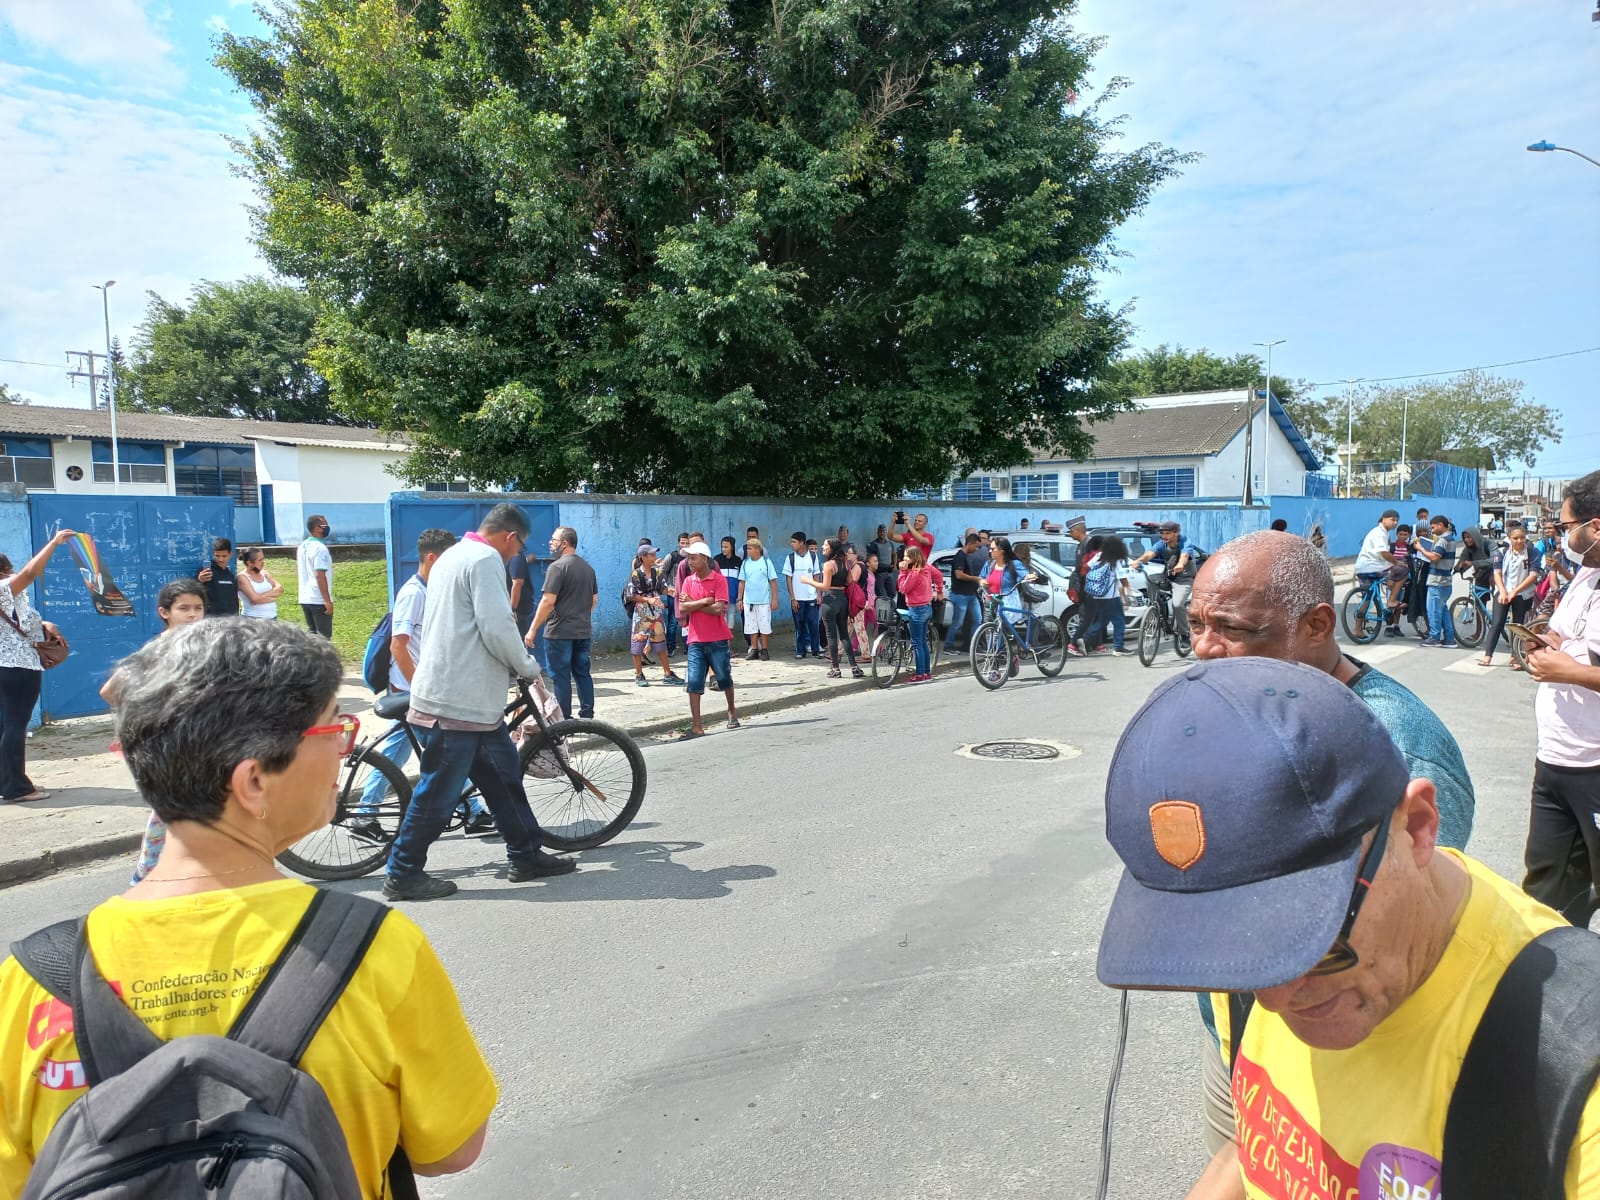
[1231,852,1600,1199]
[0,879,498,1200]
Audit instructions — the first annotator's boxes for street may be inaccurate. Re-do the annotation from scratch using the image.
[1,639,1540,1199]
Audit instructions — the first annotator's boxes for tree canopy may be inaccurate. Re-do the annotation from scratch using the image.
[1105,343,1302,407]
[126,277,340,423]
[1337,372,1560,470]
[218,0,1185,494]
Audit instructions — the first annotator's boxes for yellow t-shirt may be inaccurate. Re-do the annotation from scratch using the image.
[1232,852,1600,1199]
[0,879,498,1200]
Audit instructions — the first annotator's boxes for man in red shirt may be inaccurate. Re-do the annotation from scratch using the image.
[890,511,934,564]
[677,541,740,737]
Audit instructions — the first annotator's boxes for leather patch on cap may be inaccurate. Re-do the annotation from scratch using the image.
[1149,801,1206,871]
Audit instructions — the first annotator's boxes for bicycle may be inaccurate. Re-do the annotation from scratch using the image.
[869,604,943,687]
[969,586,1067,690]
[277,680,647,881]
[1339,573,1397,646]
[1137,570,1193,666]
[1448,578,1495,649]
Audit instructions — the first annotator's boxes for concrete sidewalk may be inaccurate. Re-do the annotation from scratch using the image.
[0,627,950,888]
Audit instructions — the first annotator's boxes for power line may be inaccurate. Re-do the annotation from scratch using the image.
[1308,345,1600,389]
[0,356,65,370]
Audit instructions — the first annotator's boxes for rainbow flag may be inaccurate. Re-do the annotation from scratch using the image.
[65,533,135,616]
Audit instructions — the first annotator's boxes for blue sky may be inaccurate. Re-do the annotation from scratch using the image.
[1,0,1596,482]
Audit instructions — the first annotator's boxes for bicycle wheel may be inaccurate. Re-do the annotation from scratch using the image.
[1340,588,1382,645]
[1137,609,1162,666]
[1450,597,1486,648]
[871,630,907,687]
[970,621,1012,690]
[277,746,409,880]
[1173,604,1193,658]
[1034,614,1067,677]
[520,717,646,850]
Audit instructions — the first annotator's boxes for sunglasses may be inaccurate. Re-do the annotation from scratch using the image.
[303,713,360,757]
[1306,818,1390,976]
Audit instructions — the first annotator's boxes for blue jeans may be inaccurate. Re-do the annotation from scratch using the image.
[362,719,485,818]
[1426,587,1455,642]
[943,592,980,649]
[662,595,680,654]
[686,640,733,694]
[386,723,544,881]
[793,599,820,655]
[1084,597,1126,650]
[907,603,932,675]
[545,637,594,718]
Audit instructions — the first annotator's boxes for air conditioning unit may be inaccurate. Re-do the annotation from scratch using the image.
[1117,470,1140,488]
[990,476,1011,493]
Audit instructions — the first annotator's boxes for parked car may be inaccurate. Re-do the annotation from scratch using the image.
[930,547,1077,623]
[989,525,1166,641]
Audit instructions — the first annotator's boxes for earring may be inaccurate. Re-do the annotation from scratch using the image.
[259,804,268,821]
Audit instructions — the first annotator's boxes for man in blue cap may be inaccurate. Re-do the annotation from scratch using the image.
[1097,657,1600,1199]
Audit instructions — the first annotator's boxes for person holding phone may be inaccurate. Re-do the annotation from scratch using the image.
[1480,522,1539,667]
[1522,471,1600,927]
[889,511,935,566]
[195,536,240,616]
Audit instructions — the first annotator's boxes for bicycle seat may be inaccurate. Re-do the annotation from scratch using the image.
[373,691,412,721]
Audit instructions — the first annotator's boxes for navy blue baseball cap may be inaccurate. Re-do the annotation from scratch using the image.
[1096,657,1411,992]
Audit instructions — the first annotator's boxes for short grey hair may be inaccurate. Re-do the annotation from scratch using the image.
[1212,530,1333,621]
[111,619,343,825]
[480,503,531,538]
[554,525,578,549]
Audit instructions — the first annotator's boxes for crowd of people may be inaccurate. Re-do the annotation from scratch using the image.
[2,472,1597,1196]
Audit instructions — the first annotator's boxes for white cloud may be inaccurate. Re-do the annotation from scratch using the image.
[205,14,228,34]
[0,0,175,76]
[0,64,267,405]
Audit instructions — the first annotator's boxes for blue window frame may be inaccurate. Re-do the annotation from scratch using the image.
[1010,473,1059,503]
[950,477,998,503]
[1072,471,1122,500]
[91,440,165,465]
[0,438,53,489]
[1138,468,1196,499]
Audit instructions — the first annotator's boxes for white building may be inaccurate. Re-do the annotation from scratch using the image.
[0,405,408,543]
[944,390,1322,504]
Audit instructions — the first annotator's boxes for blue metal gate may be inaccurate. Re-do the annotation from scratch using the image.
[30,495,236,719]
[385,494,561,601]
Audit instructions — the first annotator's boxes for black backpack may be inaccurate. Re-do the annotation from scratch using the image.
[11,890,418,1200]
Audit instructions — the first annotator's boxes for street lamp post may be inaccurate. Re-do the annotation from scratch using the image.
[92,280,120,495]
[1528,140,1600,169]
[1341,378,1364,498]
[1251,339,1285,502]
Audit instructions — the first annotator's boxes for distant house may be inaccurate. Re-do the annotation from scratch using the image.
[935,390,1323,504]
[0,405,410,543]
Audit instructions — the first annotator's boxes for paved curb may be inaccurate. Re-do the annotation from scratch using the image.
[0,831,144,890]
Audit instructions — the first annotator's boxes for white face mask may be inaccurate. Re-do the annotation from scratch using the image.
[1564,526,1597,568]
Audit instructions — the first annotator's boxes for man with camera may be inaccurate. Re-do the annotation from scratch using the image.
[889,510,934,566]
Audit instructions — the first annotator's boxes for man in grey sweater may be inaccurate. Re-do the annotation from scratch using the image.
[385,503,578,900]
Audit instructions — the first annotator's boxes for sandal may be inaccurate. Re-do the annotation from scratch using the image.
[1477,656,1492,667]
[7,789,49,803]
[676,729,705,741]
[851,666,864,678]
[726,718,741,730]
[1510,661,1525,671]
[826,666,841,678]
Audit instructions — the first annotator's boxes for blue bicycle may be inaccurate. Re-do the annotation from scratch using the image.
[1339,574,1396,645]
[969,587,1066,690]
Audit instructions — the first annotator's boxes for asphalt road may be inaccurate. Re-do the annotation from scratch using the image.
[1,637,1540,1199]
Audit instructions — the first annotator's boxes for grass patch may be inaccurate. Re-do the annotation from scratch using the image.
[264,556,389,666]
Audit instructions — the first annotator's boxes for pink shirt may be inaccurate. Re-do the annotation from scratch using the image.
[1536,565,1600,768]
[897,566,937,606]
[679,571,732,643]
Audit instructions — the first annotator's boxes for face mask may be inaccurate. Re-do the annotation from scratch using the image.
[1563,526,1597,568]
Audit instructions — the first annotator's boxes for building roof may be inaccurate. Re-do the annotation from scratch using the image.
[1039,391,1321,471]
[0,404,406,452]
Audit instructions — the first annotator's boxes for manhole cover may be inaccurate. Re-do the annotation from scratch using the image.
[967,740,1062,761]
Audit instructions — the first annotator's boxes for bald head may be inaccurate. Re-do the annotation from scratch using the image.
[1188,531,1340,671]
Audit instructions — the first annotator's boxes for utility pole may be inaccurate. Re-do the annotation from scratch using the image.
[65,350,106,407]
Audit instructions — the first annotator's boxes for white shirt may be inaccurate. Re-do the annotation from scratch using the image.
[0,585,42,671]
[296,537,333,605]
[1536,565,1600,768]
[389,573,427,693]
[1354,524,1392,575]
[239,572,278,619]
[784,550,820,602]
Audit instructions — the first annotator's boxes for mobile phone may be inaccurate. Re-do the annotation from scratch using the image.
[1507,623,1561,652]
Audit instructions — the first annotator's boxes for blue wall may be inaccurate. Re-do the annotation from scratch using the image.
[291,501,385,546]
[1271,495,1481,559]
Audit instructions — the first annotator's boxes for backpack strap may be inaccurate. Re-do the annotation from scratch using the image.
[228,889,389,1064]
[1443,925,1600,1200]
[10,917,80,1003]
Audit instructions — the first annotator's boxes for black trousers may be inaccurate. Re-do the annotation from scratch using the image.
[1483,593,1532,658]
[301,604,333,638]
[0,666,42,799]
[1523,758,1600,925]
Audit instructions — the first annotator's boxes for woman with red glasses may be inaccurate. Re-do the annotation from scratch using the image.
[1,620,496,1196]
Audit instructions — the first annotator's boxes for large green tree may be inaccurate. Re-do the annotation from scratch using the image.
[127,278,340,423]
[1343,372,1560,470]
[218,0,1184,494]
[1106,343,1302,407]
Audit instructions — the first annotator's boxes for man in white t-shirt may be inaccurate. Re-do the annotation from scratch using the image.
[1523,469,1600,925]
[296,514,335,636]
[1350,509,1399,637]
[783,531,822,659]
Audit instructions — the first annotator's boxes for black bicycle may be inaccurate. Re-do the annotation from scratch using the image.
[278,681,647,881]
[869,605,944,687]
[969,586,1067,690]
[1137,570,1192,666]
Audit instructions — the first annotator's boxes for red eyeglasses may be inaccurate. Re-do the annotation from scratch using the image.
[302,714,360,757]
